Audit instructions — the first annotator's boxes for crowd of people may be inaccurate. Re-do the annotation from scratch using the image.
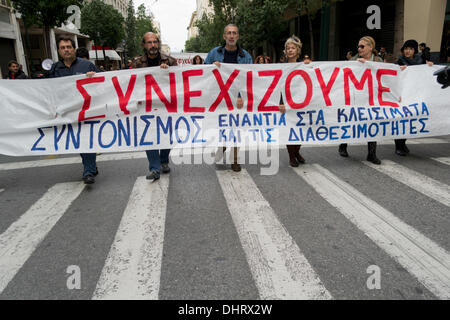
[3,24,438,184]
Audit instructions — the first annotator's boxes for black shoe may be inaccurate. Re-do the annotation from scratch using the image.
[289,159,299,167]
[146,171,160,181]
[83,175,95,184]
[161,163,170,174]
[295,153,306,164]
[94,168,99,176]
[367,155,381,165]
[231,163,242,172]
[403,144,410,154]
[338,145,349,158]
[395,149,407,156]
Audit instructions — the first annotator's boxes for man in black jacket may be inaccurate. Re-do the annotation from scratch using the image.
[6,60,27,79]
[419,42,431,64]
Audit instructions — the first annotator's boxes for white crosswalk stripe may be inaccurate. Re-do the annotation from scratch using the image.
[432,157,450,166]
[92,176,169,300]
[1,137,448,172]
[294,164,450,299]
[216,169,332,300]
[364,160,450,208]
[0,153,148,171]
[0,182,85,294]
[0,189,4,193]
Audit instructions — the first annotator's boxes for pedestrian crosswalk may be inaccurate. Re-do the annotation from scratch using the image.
[217,169,332,300]
[293,164,450,299]
[93,176,169,300]
[0,146,449,300]
[0,182,86,294]
[364,160,450,208]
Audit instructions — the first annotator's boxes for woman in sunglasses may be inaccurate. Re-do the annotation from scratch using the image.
[338,36,383,165]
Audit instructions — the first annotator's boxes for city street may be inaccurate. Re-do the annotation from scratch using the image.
[0,137,449,300]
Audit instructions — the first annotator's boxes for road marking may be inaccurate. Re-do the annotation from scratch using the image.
[364,160,450,208]
[432,157,450,166]
[0,153,148,171]
[92,176,169,300]
[0,189,4,193]
[406,138,449,145]
[1,137,448,171]
[294,164,450,299]
[216,169,332,300]
[0,182,85,294]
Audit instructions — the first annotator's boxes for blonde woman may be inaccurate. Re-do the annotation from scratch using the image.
[279,36,308,167]
[338,36,382,165]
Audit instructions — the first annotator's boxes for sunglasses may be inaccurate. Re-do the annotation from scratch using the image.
[358,45,365,49]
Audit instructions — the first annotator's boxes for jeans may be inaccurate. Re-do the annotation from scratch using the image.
[146,149,170,173]
[80,153,97,177]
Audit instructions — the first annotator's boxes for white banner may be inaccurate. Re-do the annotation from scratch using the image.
[170,53,208,65]
[0,62,449,156]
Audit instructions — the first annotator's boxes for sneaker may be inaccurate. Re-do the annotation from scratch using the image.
[83,175,95,184]
[161,163,170,174]
[146,171,160,181]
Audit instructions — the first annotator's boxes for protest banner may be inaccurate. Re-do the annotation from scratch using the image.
[0,62,448,156]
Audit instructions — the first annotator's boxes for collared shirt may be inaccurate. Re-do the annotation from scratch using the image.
[49,57,97,78]
[204,46,253,65]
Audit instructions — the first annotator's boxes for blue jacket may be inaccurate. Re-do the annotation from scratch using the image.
[204,45,253,64]
[49,57,97,78]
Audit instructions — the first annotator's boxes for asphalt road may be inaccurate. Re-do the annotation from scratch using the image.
[0,137,449,300]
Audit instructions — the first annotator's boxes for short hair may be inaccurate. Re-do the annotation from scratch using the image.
[142,32,160,44]
[76,47,90,59]
[284,35,303,54]
[224,24,239,34]
[8,60,19,67]
[57,36,76,50]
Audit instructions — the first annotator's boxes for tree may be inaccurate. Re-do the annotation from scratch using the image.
[125,0,138,58]
[135,3,155,52]
[11,0,84,60]
[185,36,202,52]
[236,0,290,61]
[80,0,125,48]
[288,0,342,60]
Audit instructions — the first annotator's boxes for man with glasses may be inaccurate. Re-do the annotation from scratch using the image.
[132,32,178,181]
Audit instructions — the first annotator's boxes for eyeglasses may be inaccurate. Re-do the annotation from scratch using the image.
[358,45,365,49]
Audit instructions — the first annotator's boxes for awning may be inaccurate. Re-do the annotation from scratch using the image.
[89,50,121,61]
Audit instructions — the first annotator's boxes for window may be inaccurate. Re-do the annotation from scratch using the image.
[0,7,10,24]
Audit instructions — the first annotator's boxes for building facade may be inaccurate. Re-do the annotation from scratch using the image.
[187,0,213,40]
[0,0,27,78]
[283,0,449,63]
